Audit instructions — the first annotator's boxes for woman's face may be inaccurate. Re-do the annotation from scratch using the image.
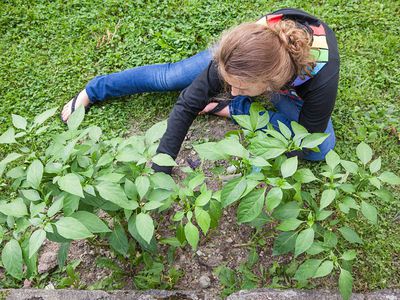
[223,73,268,97]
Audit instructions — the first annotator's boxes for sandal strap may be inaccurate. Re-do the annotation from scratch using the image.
[70,94,79,114]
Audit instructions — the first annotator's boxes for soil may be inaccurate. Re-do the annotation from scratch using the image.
[0,116,334,298]
[76,116,274,298]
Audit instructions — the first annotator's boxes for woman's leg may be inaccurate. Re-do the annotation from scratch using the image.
[85,49,213,103]
[61,50,213,122]
[228,94,336,160]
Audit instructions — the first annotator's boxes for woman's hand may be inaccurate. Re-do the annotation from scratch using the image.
[198,102,230,117]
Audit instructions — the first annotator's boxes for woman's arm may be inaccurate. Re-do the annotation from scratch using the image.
[153,60,223,174]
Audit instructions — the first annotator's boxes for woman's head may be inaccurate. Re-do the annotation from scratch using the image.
[212,19,316,96]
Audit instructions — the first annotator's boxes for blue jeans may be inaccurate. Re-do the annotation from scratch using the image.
[85,49,335,160]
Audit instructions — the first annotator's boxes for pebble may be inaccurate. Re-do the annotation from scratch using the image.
[226,237,233,243]
[45,282,55,290]
[196,250,204,256]
[199,275,211,289]
[226,165,237,174]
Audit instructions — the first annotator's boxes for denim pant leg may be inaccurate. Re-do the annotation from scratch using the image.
[229,94,336,161]
[85,49,213,103]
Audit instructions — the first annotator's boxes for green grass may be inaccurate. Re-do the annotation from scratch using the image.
[1,0,399,291]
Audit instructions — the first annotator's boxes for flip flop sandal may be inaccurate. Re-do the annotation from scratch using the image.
[207,99,231,115]
[60,93,92,124]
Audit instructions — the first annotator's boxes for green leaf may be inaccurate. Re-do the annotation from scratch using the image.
[338,227,363,244]
[272,201,300,220]
[0,198,28,217]
[115,146,144,163]
[33,107,57,126]
[325,150,340,169]
[55,217,94,240]
[281,156,298,178]
[135,213,154,244]
[135,176,150,199]
[272,231,298,255]
[96,153,113,168]
[356,142,372,165]
[21,189,41,201]
[96,172,125,183]
[2,239,23,280]
[221,177,247,208]
[195,207,211,235]
[109,223,129,256]
[316,210,333,221]
[249,156,270,167]
[301,133,329,149]
[294,259,322,281]
[249,102,267,130]
[71,211,111,233]
[47,196,64,217]
[57,242,71,267]
[96,181,136,209]
[29,229,46,258]
[193,142,227,161]
[295,228,314,257]
[184,221,199,250]
[143,200,164,211]
[145,120,167,145]
[341,250,357,261]
[12,114,27,130]
[152,153,177,167]
[369,157,381,173]
[128,215,157,253]
[219,137,249,158]
[306,241,328,255]
[256,111,269,130]
[188,173,205,190]
[209,199,222,229]
[265,187,283,212]
[237,189,265,224]
[195,190,212,207]
[0,127,17,144]
[340,160,358,174]
[291,121,308,135]
[278,121,292,140]
[360,201,377,224]
[232,115,252,131]
[378,171,400,185]
[276,218,303,232]
[0,153,22,177]
[339,268,353,300]
[324,231,338,249]
[27,159,43,189]
[320,189,336,210]
[313,260,333,278]
[67,105,85,130]
[293,168,317,183]
[58,173,84,198]
[150,173,176,190]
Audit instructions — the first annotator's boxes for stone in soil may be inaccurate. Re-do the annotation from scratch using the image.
[199,274,211,289]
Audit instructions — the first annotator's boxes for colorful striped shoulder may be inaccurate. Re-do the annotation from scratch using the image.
[258,12,330,87]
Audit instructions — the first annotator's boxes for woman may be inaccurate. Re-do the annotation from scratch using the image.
[60,8,339,174]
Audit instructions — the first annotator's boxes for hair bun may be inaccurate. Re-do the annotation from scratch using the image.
[271,20,315,78]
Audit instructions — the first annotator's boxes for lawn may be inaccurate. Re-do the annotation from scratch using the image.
[0,0,399,294]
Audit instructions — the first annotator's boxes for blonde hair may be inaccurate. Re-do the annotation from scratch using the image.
[212,19,316,92]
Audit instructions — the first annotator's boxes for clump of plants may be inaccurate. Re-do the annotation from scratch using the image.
[193,103,399,299]
[0,104,398,299]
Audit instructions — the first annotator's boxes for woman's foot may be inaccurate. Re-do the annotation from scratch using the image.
[61,89,91,123]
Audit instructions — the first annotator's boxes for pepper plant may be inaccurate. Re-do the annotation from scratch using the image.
[0,105,216,284]
[193,103,400,300]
